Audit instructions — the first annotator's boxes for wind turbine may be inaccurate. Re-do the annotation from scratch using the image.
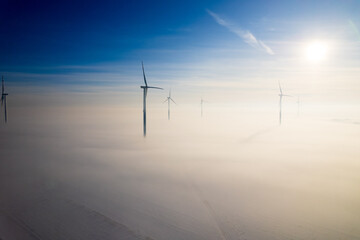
[278,82,291,125]
[201,98,207,117]
[140,62,163,137]
[163,89,176,120]
[1,76,9,123]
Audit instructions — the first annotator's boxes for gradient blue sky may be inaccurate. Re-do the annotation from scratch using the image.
[1,0,360,94]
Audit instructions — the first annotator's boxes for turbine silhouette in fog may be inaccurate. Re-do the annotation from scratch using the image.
[1,76,8,123]
[163,89,176,120]
[201,98,207,117]
[278,82,291,125]
[140,62,163,137]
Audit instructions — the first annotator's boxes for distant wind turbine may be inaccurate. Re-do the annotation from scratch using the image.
[201,98,207,117]
[163,89,176,120]
[140,62,163,137]
[1,76,9,123]
[278,82,291,125]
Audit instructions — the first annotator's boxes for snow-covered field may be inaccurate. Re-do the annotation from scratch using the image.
[1,102,360,239]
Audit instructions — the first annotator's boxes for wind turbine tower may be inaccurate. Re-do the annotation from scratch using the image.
[278,82,291,125]
[201,98,207,117]
[140,62,163,137]
[164,89,176,120]
[1,76,8,123]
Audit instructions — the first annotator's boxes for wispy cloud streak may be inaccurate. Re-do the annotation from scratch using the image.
[207,10,275,55]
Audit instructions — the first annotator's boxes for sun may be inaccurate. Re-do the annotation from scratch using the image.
[305,41,328,63]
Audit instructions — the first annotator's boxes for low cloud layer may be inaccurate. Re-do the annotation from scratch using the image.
[1,92,360,239]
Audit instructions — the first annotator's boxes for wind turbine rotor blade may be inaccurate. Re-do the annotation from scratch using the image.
[147,86,163,90]
[163,99,168,103]
[142,61,148,86]
[170,98,176,104]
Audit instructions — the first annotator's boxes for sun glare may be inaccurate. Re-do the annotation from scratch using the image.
[305,41,328,63]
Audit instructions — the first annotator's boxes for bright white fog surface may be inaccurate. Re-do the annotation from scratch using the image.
[1,93,360,240]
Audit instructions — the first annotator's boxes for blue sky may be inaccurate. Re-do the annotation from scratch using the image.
[1,0,360,94]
